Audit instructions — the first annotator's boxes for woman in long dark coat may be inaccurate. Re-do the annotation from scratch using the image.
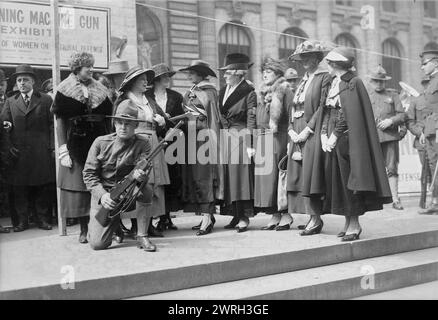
[255,58,292,230]
[52,52,113,243]
[218,53,256,233]
[287,41,331,235]
[179,60,224,236]
[317,47,392,241]
[146,63,185,231]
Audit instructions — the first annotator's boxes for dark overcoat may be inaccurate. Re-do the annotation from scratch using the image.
[0,91,55,185]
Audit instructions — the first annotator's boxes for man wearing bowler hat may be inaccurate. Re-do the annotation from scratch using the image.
[367,65,407,210]
[0,64,55,231]
[418,49,438,214]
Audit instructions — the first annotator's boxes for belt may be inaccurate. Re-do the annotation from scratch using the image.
[69,114,106,122]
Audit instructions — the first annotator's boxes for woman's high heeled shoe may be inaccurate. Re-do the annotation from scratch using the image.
[299,220,323,236]
[196,215,215,236]
[341,229,362,242]
[261,224,278,230]
[337,231,346,238]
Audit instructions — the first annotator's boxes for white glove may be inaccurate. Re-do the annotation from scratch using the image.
[269,119,278,133]
[326,133,338,152]
[3,121,12,132]
[153,114,166,126]
[59,144,73,168]
[287,142,291,155]
[247,147,256,158]
[321,134,329,152]
[288,129,299,143]
[296,126,313,143]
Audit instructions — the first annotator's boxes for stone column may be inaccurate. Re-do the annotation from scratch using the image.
[260,1,278,59]
[198,0,217,65]
[316,0,332,43]
[409,0,424,89]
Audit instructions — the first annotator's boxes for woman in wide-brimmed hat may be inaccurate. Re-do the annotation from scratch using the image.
[145,63,185,232]
[114,66,171,238]
[254,58,292,230]
[313,46,392,241]
[217,53,256,233]
[285,40,331,236]
[179,60,224,236]
[51,52,113,243]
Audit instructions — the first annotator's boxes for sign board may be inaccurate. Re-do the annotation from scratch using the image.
[0,1,110,70]
[399,132,421,194]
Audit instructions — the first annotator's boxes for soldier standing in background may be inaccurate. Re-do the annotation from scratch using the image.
[367,65,407,210]
[418,49,438,215]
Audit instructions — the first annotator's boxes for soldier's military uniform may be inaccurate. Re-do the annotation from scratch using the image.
[417,49,438,214]
[367,66,407,209]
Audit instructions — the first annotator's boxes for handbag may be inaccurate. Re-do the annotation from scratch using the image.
[277,155,288,211]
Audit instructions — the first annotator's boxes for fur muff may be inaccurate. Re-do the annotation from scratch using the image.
[259,76,291,133]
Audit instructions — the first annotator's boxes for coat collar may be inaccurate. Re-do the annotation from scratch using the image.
[219,80,254,113]
[13,90,42,114]
[340,71,355,82]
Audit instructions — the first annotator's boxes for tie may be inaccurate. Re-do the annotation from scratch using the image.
[24,94,30,107]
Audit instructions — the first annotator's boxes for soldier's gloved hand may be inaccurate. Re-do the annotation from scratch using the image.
[420,133,426,145]
[101,193,117,210]
[133,168,148,183]
[153,114,166,126]
[377,118,393,130]
[59,144,73,168]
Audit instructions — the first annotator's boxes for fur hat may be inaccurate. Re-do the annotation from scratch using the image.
[69,52,95,72]
[261,58,287,76]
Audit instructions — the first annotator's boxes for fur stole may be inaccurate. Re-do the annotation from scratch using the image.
[57,73,109,110]
[259,77,290,133]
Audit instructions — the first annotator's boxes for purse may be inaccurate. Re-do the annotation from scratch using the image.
[277,155,288,211]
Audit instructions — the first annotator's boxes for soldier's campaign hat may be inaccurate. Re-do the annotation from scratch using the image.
[288,40,327,61]
[218,53,253,71]
[108,99,146,122]
[284,68,299,80]
[367,65,392,81]
[103,60,130,75]
[151,63,176,80]
[0,69,8,82]
[179,60,217,78]
[12,64,36,79]
[118,66,155,92]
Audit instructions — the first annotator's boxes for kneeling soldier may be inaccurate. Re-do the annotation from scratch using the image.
[83,100,157,251]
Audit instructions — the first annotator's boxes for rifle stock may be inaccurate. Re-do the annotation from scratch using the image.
[95,121,184,227]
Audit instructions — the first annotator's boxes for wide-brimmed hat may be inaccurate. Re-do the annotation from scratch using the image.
[103,60,130,75]
[325,46,355,68]
[261,58,287,75]
[118,66,155,92]
[288,40,326,61]
[12,64,36,79]
[0,69,7,82]
[108,99,146,122]
[151,63,176,81]
[367,65,392,81]
[179,60,216,78]
[284,68,299,80]
[218,53,253,71]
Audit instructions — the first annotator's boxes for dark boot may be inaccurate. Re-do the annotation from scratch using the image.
[78,216,89,244]
[148,220,164,237]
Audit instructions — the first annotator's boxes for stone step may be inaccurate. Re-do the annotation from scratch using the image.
[353,280,438,299]
[2,226,438,299]
[132,247,438,300]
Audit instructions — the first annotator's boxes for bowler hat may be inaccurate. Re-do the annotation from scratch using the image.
[288,40,326,61]
[118,66,155,92]
[0,69,7,82]
[103,60,130,75]
[108,99,145,122]
[367,65,392,81]
[284,68,299,80]
[179,60,216,78]
[151,63,176,81]
[12,64,36,79]
[218,53,253,71]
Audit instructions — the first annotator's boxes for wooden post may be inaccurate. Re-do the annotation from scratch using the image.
[50,0,66,236]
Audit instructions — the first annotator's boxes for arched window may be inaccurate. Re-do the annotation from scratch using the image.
[136,5,163,68]
[278,27,307,77]
[424,42,438,51]
[382,39,402,90]
[218,22,252,86]
[334,33,360,69]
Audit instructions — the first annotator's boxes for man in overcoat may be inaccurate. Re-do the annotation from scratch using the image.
[0,64,55,231]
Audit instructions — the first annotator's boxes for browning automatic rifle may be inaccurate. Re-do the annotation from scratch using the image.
[95,117,188,227]
[420,151,431,209]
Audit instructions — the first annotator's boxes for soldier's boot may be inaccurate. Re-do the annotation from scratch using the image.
[78,216,89,244]
[389,177,404,210]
